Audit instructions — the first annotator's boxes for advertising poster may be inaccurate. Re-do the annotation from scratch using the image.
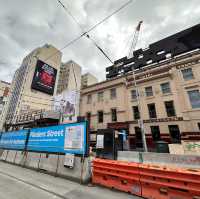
[27,122,87,155]
[31,60,57,95]
[54,90,80,123]
[96,135,104,149]
[0,130,28,150]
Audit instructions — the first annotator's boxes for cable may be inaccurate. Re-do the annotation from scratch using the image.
[57,0,114,64]
[45,0,134,63]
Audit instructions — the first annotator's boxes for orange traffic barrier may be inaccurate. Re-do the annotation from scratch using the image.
[139,163,200,199]
[92,158,141,196]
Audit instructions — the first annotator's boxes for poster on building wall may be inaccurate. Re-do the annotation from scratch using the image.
[31,60,57,95]
[53,90,80,123]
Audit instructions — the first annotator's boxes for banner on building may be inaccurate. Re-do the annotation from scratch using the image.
[27,122,87,155]
[31,60,57,95]
[0,130,28,150]
[53,90,80,123]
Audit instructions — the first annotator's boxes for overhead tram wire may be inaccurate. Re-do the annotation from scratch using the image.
[43,0,134,64]
[57,0,114,64]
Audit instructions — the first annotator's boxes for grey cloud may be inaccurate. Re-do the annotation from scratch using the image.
[0,0,199,83]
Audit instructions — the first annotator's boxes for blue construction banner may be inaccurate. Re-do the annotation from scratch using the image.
[0,130,28,150]
[27,122,87,155]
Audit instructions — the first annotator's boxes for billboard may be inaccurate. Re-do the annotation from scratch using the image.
[54,90,80,123]
[31,60,57,95]
[27,122,87,154]
[0,130,28,150]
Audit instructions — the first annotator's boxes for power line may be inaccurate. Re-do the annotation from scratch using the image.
[45,0,134,63]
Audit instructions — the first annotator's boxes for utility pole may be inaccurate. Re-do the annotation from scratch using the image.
[128,21,148,152]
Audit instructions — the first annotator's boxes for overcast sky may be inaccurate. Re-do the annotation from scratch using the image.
[0,0,200,83]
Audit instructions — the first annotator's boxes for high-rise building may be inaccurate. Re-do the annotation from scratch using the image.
[81,73,98,88]
[2,44,62,128]
[56,60,82,94]
[0,80,10,123]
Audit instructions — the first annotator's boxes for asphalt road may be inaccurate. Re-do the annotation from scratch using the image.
[0,161,142,199]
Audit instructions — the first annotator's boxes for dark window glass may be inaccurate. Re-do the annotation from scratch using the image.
[181,68,194,80]
[168,125,181,143]
[110,88,117,99]
[165,101,176,117]
[188,90,200,109]
[131,90,137,100]
[198,123,200,131]
[111,108,117,122]
[134,127,143,148]
[98,111,103,123]
[147,103,157,118]
[161,82,171,94]
[145,86,153,97]
[132,106,140,120]
[87,95,92,104]
[150,126,161,141]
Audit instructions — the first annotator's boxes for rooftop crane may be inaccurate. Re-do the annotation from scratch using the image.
[128,21,148,152]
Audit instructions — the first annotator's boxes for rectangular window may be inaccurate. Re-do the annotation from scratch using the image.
[111,108,117,122]
[86,112,91,128]
[198,123,200,131]
[168,125,181,143]
[147,103,157,118]
[181,68,194,80]
[134,127,143,148]
[98,91,104,102]
[161,82,171,94]
[98,111,103,123]
[145,86,153,97]
[87,95,92,104]
[132,106,140,120]
[164,101,176,117]
[110,88,117,99]
[188,90,200,109]
[150,126,161,141]
[131,90,137,100]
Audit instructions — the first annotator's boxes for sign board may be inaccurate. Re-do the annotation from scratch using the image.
[96,135,104,149]
[54,90,80,123]
[0,130,28,150]
[31,60,57,95]
[64,153,75,168]
[27,122,87,155]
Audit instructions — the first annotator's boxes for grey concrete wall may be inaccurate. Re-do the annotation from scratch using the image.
[117,151,200,169]
[117,151,140,162]
[24,152,41,169]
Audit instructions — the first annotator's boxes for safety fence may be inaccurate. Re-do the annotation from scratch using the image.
[92,158,200,199]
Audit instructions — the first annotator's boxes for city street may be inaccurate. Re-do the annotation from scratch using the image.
[0,161,141,199]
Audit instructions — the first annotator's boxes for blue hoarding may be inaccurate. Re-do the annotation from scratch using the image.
[0,130,28,150]
[27,122,87,154]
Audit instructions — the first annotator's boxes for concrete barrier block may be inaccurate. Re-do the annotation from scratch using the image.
[117,151,140,162]
[0,150,9,161]
[6,150,17,163]
[57,155,91,183]
[14,151,27,165]
[142,152,200,169]
[24,152,41,169]
[0,150,3,157]
[38,154,59,173]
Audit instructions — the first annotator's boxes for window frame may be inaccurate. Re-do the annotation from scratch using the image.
[164,100,176,117]
[132,106,140,120]
[160,82,171,94]
[98,110,104,123]
[150,126,161,141]
[87,94,92,104]
[111,108,117,122]
[188,90,200,109]
[181,68,194,81]
[147,103,157,118]
[97,91,104,102]
[145,86,153,97]
[110,88,117,99]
